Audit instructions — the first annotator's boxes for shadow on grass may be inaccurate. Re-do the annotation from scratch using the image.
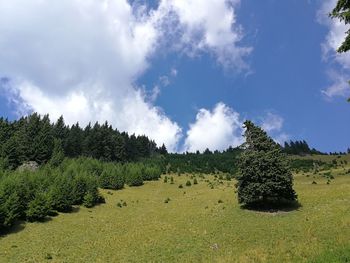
[241,200,302,213]
[0,221,26,237]
[0,207,84,238]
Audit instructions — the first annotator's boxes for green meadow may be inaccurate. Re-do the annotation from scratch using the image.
[1,164,349,263]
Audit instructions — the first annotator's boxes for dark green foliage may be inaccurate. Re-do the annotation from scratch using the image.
[49,139,65,167]
[283,140,324,155]
[164,197,171,203]
[330,0,350,53]
[26,192,50,222]
[98,164,125,190]
[0,113,166,170]
[83,192,95,208]
[193,178,198,185]
[125,164,143,187]
[178,184,183,189]
[237,121,297,208]
[170,176,174,184]
[165,147,241,175]
[164,176,168,183]
[290,159,326,173]
[186,180,192,187]
[142,165,161,181]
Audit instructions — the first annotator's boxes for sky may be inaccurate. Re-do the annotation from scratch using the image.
[0,0,349,153]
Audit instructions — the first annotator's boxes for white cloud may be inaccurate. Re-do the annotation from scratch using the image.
[260,112,289,145]
[261,112,283,132]
[0,0,250,152]
[183,103,244,152]
[318,0,350,98]
[322,70,350,97]
[159,0,251,69]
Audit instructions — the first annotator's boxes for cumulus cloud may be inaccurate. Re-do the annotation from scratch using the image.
[261,112,283,133]
[183,103,244,152]
[318,0,350,98]
[260,112,289,145]
[0,0,250,152]
[159,0,251,69]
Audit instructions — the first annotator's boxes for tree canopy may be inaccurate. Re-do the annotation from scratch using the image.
[330,0,350,53]
[236,121,297,208]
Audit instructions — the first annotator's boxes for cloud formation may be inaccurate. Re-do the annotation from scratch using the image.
[260,112,289,145]
[318,0,350,98]
[0,0,250,151]
[183,103,244,152]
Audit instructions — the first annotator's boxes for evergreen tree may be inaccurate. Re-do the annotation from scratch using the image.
[49,139,65,167]
[159,144,168,155]
[35,114,54,164]
[236,121,297,207]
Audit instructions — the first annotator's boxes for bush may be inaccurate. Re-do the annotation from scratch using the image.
[164,176,168,183]
[99,164,125,190]
[83,192,95,208]
[26,192,51,222]
[0,192,22,229]
[125,164,144,187]
[193,178,198,185]
[186,180,192,187]
[170,176,174,184]
[143,165,161,181]
[178,184,183,189]
[164,197,171,203]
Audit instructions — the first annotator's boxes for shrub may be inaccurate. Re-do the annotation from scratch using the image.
[164,197,171,203]
[125,165,143,187]
[178,184,183,189]
[83,192,95,208]
[186,180,192,187]
[26,192,51,222]
[193,178,198,185]
[164,176,168,183]
[143,165,161,181]
[170,176,174,184]
[99,164,125,190]
[0,192,22,229]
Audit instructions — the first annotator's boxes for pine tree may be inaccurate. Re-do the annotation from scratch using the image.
[49,139,64,167]
[159,144,168,155]
[236,121,297,208]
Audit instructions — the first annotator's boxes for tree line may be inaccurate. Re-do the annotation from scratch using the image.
[0,113,167,170]
[282,140,325,155]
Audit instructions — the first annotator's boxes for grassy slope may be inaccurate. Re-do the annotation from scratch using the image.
[0,167,350,262]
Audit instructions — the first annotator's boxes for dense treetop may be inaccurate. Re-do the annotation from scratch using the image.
[237,121,297,207]
[0,113,164,170]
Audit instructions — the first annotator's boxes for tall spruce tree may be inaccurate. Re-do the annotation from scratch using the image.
[236,121,297,207]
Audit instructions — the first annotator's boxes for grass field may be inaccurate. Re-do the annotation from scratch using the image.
[1,166,350,262]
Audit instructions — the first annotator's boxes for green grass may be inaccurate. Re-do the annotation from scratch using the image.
[0,170,350,263]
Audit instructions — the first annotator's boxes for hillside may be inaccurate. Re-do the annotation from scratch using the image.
[1,166,349,262]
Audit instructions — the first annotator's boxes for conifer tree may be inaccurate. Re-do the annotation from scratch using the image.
[236,121,297,207]
[49,139,65,167]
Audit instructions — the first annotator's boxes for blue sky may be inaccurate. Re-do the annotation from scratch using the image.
[0,0,349,152]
